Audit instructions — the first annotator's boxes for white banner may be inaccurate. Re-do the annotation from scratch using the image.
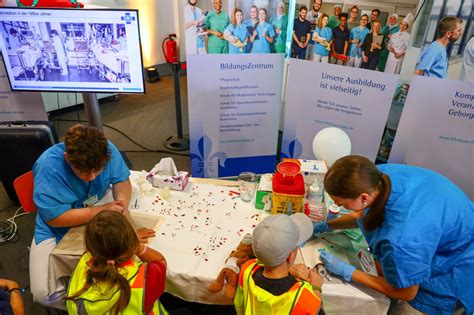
[281,58,398,161]
[0,58,46,122]
[389,76,473,199]
[187,54,283,177]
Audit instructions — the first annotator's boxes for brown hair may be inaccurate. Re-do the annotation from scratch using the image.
[438,16,462,38]
[299,5,307,12]
[64,124,110,174]
[232,7,243,26]
[317,13,329,29]
[66,211,139,314]
[324,155,391,232]
[350,5,359,13]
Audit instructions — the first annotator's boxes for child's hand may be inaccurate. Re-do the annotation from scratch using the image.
[290,263,310,281]
[0,279,20,291]
[309,269,324,288]
[136,228,156,243]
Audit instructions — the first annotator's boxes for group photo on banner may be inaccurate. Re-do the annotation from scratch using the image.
[184,0,289,55]
[290,0,415,74]
[183,0,286,178]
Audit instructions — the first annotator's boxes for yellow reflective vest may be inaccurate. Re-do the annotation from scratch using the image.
[234,259,321,315]
[66,252,167,315]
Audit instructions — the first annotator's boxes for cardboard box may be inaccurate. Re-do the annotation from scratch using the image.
[255,174,273,211]
[298,159,328,186]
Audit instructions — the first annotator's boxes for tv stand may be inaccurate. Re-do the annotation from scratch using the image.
[82,92,103,131]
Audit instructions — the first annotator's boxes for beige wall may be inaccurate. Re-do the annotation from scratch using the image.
[82,0,182,67]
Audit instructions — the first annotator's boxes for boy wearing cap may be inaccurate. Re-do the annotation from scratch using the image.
[234,213,323,314]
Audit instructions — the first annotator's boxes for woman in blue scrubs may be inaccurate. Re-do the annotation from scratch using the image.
[224,8,249,54]
[250,8,275,54]
[314,155,474,314]
[313,13,332,63]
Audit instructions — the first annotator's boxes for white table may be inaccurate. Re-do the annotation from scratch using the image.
[50,171,390,313]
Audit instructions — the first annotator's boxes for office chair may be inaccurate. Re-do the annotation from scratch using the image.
[13,171,36,213]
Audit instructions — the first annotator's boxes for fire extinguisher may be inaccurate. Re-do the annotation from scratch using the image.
[16,0,83,7]
[162,34,178,64]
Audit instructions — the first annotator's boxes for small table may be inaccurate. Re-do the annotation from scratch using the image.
[50,171,390,313]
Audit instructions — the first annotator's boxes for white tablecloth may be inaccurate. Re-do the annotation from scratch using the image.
[50,171,390,313]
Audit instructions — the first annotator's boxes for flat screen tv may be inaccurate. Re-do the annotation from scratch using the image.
[0,7,145,93]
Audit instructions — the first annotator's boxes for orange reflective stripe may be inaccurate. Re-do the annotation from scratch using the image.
[292,287,321,314]
[238,259,257,287]
[130,264,146,289]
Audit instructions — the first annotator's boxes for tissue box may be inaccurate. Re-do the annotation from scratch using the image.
[298,159,327,186]
[147,171,189,191]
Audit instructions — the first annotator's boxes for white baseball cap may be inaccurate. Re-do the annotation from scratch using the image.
[252,213,313,267]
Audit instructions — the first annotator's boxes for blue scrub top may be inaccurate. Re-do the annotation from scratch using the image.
[225,23,249,54]
[357,164,474,314]
[416,41,448,78]
[251,22,275,54]
[33,142,130,244]
[314,27,332,57]
[349,26,369,57]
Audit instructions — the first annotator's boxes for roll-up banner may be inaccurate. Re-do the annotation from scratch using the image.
[0,58,47,122]
[184,0,289,177]
[389,76,473,199]
[281,59,398,161]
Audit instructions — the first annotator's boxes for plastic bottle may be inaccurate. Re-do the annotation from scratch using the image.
[307,179,323,202]
[305,180,325,221]
[326,204,340,221]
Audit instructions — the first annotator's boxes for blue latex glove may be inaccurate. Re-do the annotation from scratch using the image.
[320,251,356,282]
[313,221,330,236]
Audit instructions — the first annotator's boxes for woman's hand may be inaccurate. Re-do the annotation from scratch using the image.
[363,55,369,62]
[136,228,156,243]
[313,221,330,236]
[320,251,356,282]
[99,200,125,214]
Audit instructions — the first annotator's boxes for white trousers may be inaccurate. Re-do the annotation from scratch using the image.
[29,238,67,310]
[313,54,329,63]
[347,56,362,68]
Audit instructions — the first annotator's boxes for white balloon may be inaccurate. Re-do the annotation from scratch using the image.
[312,127,351,167]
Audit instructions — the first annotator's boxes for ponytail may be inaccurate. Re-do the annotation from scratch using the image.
[325,155,392,232]
[362,173,391,232]
[66,210,140,314]
[66,259,132,315]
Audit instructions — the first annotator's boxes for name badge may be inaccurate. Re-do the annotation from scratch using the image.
[83,194,99,207]
[356,248,375,273]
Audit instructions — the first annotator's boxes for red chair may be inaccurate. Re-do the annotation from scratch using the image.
[13,171,36,213]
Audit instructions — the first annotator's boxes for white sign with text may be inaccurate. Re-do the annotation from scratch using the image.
[389,76,473,199]
[187,53,284,177]
[282,58,398,162]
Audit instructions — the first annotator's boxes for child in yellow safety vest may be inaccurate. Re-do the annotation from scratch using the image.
[66,210,168,315]
[234,213,324,314]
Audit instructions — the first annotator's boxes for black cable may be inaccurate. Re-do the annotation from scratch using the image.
[414,0,426,21]
[50,118,190,157]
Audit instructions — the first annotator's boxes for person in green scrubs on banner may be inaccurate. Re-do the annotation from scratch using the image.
[204,0,230,54]
[378,13,400,71]
[270,1,288,53]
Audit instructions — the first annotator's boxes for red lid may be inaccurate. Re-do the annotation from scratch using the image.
[273,170,305,195]
[277,161,301,177]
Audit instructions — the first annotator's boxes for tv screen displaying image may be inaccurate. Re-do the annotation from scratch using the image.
[0,7,145,93]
